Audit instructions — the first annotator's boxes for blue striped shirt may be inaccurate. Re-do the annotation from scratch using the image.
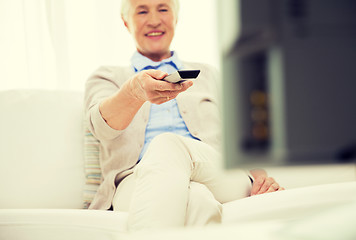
[131,51,198,161]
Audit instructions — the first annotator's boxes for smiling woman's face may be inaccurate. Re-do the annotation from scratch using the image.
[123,0,177,62]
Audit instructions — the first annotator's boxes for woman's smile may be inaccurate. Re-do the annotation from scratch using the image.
[145,31,165,37]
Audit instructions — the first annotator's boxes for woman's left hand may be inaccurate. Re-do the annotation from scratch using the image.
[249,169,285,196]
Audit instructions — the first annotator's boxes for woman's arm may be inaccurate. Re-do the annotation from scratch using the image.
[99,80,145,131]
[99,69,193,130]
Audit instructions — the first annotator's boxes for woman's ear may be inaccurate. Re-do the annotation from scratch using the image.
[122,16,130,31]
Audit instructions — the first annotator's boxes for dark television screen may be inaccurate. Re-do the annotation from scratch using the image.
[217,0,356,168]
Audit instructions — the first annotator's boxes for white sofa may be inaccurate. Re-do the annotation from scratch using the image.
[0,89,355,240]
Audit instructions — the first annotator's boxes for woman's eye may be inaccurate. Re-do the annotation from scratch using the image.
[138,10,148,15]
[159,8,168,12]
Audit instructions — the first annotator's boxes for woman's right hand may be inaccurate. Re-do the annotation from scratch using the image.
[99,69,193,130]
[126,69,194,104]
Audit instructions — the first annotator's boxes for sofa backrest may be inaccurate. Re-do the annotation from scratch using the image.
[0,90,85,209]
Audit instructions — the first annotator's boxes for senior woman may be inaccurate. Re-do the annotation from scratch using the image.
[85,0,283,231]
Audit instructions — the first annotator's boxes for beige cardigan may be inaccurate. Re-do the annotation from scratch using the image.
[84,62,222,210]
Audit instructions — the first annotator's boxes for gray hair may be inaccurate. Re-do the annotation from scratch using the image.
[121,0,180,21]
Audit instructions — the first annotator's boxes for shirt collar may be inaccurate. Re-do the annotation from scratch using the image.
[131,51,183,72]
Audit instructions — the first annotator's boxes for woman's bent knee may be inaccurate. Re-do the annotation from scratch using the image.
[140,133,192,168]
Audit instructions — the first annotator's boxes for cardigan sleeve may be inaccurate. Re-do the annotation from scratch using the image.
[84,66,124,141]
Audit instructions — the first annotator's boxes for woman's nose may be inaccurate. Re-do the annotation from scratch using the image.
[147,12,161,27]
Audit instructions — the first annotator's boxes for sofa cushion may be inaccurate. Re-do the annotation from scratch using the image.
[0,209,128,240]
[0,90,85,209]
[222,181,356,223]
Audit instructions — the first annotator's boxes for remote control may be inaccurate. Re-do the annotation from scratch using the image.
[163,70,200,83]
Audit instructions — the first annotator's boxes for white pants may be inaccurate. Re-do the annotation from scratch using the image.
[112,133,252,231]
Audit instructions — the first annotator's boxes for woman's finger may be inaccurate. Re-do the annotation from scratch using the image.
[154,80,193,93]
[257,177,275,194]
[145,69,168,81]
[266,182,280,193]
